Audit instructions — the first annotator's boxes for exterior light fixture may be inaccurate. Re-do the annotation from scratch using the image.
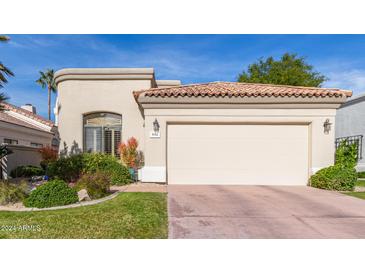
[323,119,332,134]
[153,118,160,134]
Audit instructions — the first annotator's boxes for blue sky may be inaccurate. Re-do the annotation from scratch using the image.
[2,34,365,120]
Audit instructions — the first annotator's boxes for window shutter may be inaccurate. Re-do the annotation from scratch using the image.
[85,127,102,153]
[114,130,121,157]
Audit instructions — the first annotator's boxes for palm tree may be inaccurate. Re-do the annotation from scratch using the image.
[36,69,57,120]
[0,35,14,110]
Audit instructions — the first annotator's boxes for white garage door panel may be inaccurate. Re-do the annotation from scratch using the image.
[167,124,309,185]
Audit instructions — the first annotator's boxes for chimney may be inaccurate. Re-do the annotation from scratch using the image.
[21,104,37,114]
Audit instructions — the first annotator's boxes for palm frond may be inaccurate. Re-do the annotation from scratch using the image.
[0,35,10,42]
[0,92,9,111]
[36,69,57,92]
[0,62,14,88]
[0,63,14,76]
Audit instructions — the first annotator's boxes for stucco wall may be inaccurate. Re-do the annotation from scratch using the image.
[141,108,337,182]
[336,98,365,170]
[56,79,151,153]
[0,145,42,179]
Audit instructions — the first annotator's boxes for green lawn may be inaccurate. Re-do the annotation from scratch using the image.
[355,180,365,187]
[0,192,167,239]
[343,192,365,200]
[342,181,365,200]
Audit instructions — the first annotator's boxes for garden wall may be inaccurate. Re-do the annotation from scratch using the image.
[0,145,42,179]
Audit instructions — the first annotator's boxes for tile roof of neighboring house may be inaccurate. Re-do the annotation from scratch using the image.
[0,111,34,128]
[0,111,52,133]
[342,92,365,105]
[134,81,352,99]
[1,102,54,127]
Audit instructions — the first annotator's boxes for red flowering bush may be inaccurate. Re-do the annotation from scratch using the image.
[39,146,58,170]
[118,137,143,169]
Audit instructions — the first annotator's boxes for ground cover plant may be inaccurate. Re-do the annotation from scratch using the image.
[24,179,78,208]
[0,181,29,205]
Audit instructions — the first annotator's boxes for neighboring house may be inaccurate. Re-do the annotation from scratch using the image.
[54,68,351,185]
[0,102,58,179]
[335,93,365,171]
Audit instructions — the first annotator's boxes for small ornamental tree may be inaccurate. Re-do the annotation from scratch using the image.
[119,137,143,169]
[38,146,58,169]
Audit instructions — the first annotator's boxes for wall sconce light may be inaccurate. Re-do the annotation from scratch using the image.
[153,118,160,134]
[323,119,332,134]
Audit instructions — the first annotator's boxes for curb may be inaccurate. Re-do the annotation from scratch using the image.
[0,191,120,212]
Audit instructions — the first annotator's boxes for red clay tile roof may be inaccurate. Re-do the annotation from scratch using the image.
[0,111,52,133]
[134,82,352,99]
[0,102,54,127]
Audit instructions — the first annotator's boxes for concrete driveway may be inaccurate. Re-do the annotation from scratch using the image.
[168,185,365,239]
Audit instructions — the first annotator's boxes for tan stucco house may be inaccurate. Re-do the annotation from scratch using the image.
[0,102,58,179]
[54,68,351,185]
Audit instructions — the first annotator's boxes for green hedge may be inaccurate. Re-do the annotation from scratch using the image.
[46,153,131,185]
[10,165,44,178]
[310,165,357,191]
[24,179,79,208]
[46,154,84,182]
[310,141,359,191]
[82,153,131,185]
[335,140,358,169]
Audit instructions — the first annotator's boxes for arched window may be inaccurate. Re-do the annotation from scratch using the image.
[83,112,122,157]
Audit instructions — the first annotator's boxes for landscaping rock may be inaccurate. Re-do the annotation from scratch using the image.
[354,186,365,192]
[31,175,45,182]
[77,189,91,201]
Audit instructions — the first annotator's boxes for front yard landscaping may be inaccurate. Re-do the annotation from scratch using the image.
[1,151,134,210]
[0,192,167,239]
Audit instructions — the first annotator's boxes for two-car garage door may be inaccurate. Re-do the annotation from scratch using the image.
[167,124,309,185]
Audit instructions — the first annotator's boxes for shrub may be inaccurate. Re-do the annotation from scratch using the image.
[310,165,357,191]
[46,153,131,185]
[75,171,111,199]
[119,137,141,168]
[24,179,78,208]
[335,140,358,169]
[38,146,58,169]
[82,153,132,185]
[46,154,84,182]
[10,165,44,178]
[0,181,29,205]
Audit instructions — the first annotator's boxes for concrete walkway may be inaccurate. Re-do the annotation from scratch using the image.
[111,183,167,193]
[168,185,365,239]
